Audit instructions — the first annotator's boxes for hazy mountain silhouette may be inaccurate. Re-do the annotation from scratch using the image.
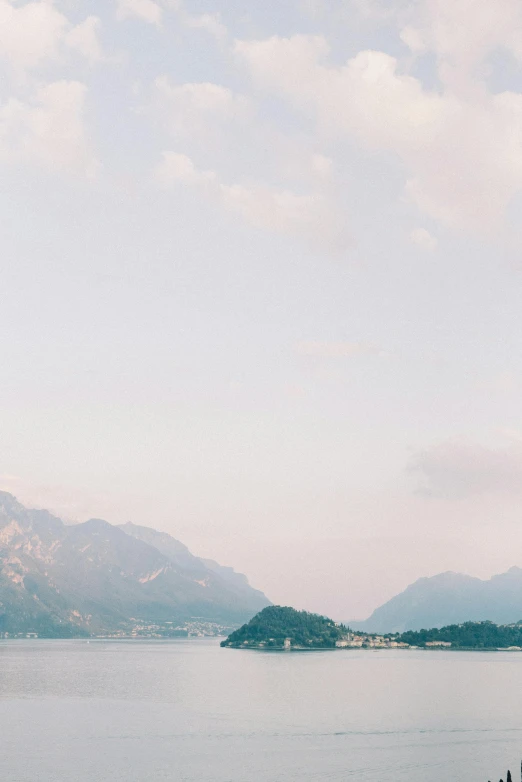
[352,568,522,632]
[0,492,270,636]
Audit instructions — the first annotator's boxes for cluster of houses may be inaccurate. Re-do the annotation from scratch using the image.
[336,633,410,648]
[106,619,230,639]
[336,633,453,649]
[0,632,38,639]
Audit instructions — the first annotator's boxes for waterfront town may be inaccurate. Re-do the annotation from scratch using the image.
[335,633,451,649]
[0,620,233,641]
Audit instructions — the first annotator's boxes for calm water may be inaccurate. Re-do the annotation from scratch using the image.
[1,639,521,781]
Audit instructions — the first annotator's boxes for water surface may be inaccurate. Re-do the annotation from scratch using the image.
[1,639,520,781]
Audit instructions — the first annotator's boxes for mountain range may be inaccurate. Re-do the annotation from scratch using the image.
[353,567,522,633]
[0,491,270,636]
[5,487,522,638]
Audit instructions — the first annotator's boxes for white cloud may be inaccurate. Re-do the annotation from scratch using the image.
[183,12,227,42]
[160,1,227,40]
[153,78,252,139]
[116,0,161,25]
[235,33,522,231]
[151,78,335,194]
[409,227,437,251]
[0,81,98,177]
[219,183,338,245]
[0,0,68,69]
[65,16,105,64]
[410,438,522,499]
[156,151,345,249]
[150,80,341,245]
[304,0,398,23]
[155,151,216,188]
[399,25,426,54]
[401,0,522,93]
[0,1,105,70]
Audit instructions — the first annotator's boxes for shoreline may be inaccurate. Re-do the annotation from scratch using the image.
[222,645,522,652]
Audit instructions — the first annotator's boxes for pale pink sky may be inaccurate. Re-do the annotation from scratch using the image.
[2,0,522,620]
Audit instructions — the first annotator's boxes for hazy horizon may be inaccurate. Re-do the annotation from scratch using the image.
[3,485,522,622]
[3,0,522,621]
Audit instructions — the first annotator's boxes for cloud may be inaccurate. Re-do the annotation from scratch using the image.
[409,227,437,251]
[399,25,427,54]
[304,0,399,23]
[65,16,105,64]
[183,12,227,42]
[149,81,342,248]
[310,153,333,179]
[235,33,522,231]
[0,0,68,69]
[0,1,105,70]
[116,0,162,25]
[0,81,98,177]
[401,0,522,93]
[156,151,216,188]
[150,78,335,193]
[296,341,377,358]
[160,1,227,40]
[409,438,522,499]
[155,151,346,249]
[153,78,252,139]
[219,183,339,246]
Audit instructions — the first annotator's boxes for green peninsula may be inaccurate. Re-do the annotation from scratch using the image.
[221,607,522,652]
[220,605,347,649]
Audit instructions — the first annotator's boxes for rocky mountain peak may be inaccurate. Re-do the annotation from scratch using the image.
[0,494,270,637]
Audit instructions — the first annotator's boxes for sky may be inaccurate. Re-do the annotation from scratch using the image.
[3,0,522,620]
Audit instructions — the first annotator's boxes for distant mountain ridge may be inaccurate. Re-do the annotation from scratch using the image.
[353,567,522,633]
[119,522,268,607]
[0,491,270,636]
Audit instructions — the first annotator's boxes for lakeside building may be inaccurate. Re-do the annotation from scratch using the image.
[336,634,410,649]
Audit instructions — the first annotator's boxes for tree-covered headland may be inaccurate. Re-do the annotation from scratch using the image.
[221,605,347,649]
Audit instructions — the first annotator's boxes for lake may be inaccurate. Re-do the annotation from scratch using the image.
[0,639,520,781]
